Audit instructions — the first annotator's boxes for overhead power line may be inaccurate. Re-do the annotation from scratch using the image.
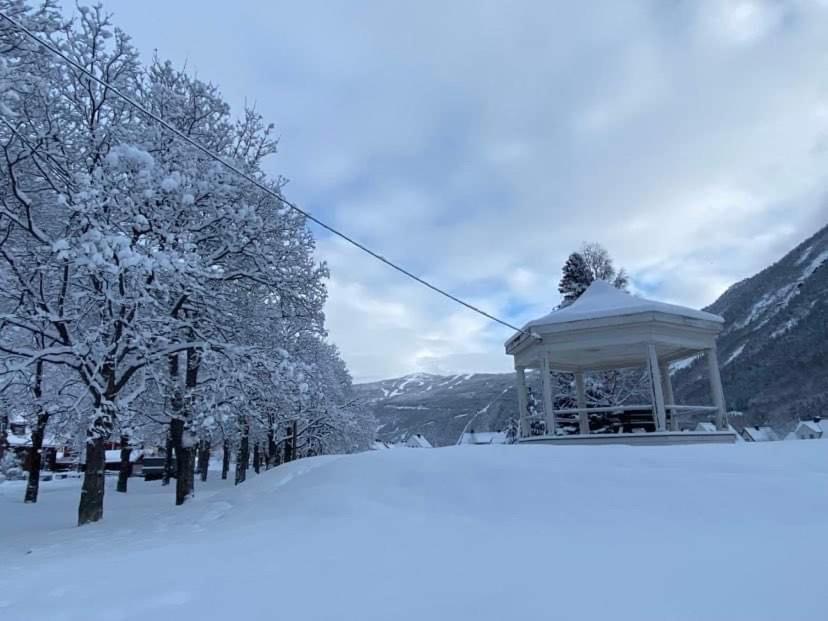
[0,10,533,337]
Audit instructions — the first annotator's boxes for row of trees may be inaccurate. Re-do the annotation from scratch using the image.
[0,1,372,525]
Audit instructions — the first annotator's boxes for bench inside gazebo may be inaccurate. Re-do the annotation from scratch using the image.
[505,280,737,446]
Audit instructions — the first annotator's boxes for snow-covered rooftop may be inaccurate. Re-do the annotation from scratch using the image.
[742,426,779,442]
[104,450,144,463]
[405,434,433,448]
[506,281,726,370]
[525,280,724,330]
[794,419,828,438]
[458,431,508,445]
[6,430,59,448]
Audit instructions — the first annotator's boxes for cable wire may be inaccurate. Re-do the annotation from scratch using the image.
[0,10,534,337]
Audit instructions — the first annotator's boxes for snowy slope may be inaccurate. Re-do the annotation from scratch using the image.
[2,444,828,621]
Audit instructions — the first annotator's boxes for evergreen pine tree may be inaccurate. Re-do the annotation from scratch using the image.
[558,252,593,305]
[558,243,628,306]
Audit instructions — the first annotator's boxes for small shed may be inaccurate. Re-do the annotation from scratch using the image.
[505,281,737,445]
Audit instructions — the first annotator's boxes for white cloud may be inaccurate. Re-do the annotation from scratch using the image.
[64,0,828,381]
[700,0,785,46]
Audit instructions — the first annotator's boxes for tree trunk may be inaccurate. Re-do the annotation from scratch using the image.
[116,434,131,493]
[25,360,48,504]
[197,440,210,482]
[0,414,8,461]
[221,439,230,480]
[24,411,49,504]
[235,419,249,485]
[195,440,204,477]
[171,417,195,506]
[266,427,277,470]
[169,346,200,505]
[284,422,297,463]
[162,430,173,486]
[78,404,114,526]
[253,443,260,474]
[78,435,106,525]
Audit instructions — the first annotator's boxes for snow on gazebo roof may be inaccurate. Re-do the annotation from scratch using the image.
[524,280,723,330]
[505,280,726,370]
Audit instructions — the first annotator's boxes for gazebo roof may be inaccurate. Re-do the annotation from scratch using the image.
[524,280,723,329]
[505,281,725,370]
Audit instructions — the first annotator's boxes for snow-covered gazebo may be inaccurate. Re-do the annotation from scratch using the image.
[505,281,737,445]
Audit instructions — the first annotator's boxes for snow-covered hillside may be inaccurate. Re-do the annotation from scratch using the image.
[2,444,827,620]
[355,372,520,445]
[357,371,479,400]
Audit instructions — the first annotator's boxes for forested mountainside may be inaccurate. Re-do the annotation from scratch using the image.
[358,224,828,445]
[673,223,828,430]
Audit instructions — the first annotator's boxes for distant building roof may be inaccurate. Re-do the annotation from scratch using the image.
[405,434,432,448]
[370,440,393,450]
[741,426,779,442]
[5,425,59,448]
[104,449,144,463]
[693,422,743,441]
[793,418,828,439]
[458,431,508,445]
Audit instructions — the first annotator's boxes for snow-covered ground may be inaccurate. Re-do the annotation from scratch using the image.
[2,443,827,620]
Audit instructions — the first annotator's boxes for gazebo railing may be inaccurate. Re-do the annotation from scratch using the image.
[522,404,722,439]
[548,404,719,415]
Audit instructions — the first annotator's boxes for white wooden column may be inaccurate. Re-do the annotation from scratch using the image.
[515,366,529,438]
[707,346,727,430]
[659,362,677,431]
[647,345,667,431]
[541,356,556,436]
[575,371,588,434]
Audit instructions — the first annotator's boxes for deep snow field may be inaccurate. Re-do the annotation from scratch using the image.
[1,442,827,621]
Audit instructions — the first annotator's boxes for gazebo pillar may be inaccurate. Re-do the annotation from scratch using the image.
[515,366,529,438]
[647,345,667,431]
[659,361,677,431]
[707,346,727,430]
[575,371,588,434]
[541,356,556,436]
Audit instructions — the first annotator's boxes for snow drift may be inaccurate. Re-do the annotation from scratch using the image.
[2,443,827,620]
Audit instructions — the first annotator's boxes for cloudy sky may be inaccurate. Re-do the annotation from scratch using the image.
[60,0,828,381]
